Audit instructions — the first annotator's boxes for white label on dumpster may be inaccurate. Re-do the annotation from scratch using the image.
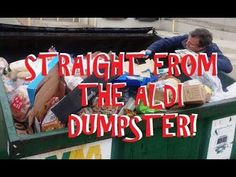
[7,141,10,155]
[23,138,112,159]
[207,115,236,159]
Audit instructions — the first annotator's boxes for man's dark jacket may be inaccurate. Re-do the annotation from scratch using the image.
[147,34,233,73]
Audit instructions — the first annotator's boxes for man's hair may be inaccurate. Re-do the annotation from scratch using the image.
[189,28,213,47]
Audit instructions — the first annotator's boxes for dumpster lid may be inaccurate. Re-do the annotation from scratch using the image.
[0,23,155,34]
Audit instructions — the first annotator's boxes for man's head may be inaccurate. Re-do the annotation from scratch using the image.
[186,28,213,52]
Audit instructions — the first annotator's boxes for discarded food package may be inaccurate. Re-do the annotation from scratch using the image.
[148,76,181,103]
[65,75,83,91]
[92,97,120,116]
[183,84,211,105]
[2,59,32,80]
[137,101,162,114]
[41,109,64,132]
[0,57,8,74]
[10,85,30,123]
[27,56,66,123]
[76,107,93,116]
[183,79,213,103]
[51,69,119,124]
[113,71,158,87]
[113,59,159,87]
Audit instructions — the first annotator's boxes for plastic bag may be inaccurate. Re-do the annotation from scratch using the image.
[188,65,224,102]
[10,85,31,122]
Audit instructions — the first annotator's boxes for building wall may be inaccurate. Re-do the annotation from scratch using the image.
[95,18,159,28]
[159,18,236,41]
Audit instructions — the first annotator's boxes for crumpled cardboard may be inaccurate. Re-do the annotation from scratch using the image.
[183,84,208,105]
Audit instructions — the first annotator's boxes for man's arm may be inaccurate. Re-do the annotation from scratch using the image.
[208,44,233,73]
[147,34,188,53]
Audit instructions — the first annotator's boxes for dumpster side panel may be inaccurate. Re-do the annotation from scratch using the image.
[8,131,113,159]
[111,119,204,159]
[0,81,9,158]
[231,132,236,158]
[0,108,8,159]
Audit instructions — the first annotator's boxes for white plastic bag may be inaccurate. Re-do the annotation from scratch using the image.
[188,65,224,102]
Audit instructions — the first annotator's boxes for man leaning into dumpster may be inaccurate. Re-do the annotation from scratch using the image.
[143,28,233,74]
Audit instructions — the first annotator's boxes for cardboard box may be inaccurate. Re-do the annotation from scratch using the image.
[148,85,165,102]
[27,56,59,105]
[183,84,207,105]
[148,76,180,103]
[27,56,66,122]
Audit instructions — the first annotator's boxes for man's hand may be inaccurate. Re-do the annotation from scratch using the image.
[140,50,152,58]
[144,50,152,57]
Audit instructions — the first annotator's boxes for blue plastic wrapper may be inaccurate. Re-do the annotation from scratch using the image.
[113,71,159,87]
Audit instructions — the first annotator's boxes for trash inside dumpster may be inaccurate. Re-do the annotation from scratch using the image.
[0,23,236,159]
